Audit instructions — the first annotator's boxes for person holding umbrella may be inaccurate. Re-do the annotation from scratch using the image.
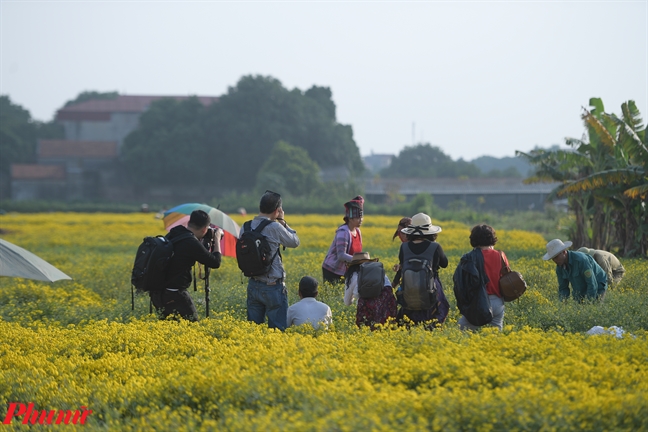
[150,210,223,321]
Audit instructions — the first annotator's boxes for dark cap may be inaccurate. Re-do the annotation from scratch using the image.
[392,217,412,240]
[299,276,319,297]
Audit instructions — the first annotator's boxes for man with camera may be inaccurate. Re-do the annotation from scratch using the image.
[242,190,300,330]
[150,210,223,321]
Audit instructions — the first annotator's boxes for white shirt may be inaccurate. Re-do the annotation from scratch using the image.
[287,297,332,330]
[344,272,392,306]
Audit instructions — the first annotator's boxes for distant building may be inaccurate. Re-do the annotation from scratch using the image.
[10,164,67,201]
[365,177,560,211]
[55,95,219,153]
[363,153,394,173]
[10,94,219,201]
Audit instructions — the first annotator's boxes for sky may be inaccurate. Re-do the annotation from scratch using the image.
[1,1,646,161]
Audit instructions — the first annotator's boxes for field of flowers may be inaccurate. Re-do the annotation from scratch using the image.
[0,212,647,430]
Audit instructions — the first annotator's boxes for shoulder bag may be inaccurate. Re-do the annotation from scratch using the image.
[498,251,527,302]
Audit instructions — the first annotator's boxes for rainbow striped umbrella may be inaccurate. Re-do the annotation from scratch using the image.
[163,203,240,257]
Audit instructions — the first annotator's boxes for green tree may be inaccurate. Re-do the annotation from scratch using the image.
[64,91,119,107]
[120,97,208,187]
[120,76,364,193]
[255,141,321,197]
[559,100,647,256]
[381,143,479,178]
[0,95,63,177]
[202,75,364,190]
[518,98,647,256]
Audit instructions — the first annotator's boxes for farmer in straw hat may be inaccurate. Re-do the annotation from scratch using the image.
[543,239,607,302]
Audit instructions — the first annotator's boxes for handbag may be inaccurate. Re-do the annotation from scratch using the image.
[498,251,527,302]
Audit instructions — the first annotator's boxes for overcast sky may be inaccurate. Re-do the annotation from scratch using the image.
[1,1,646,161]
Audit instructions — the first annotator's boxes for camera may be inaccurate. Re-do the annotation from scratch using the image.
[201,227,219,251]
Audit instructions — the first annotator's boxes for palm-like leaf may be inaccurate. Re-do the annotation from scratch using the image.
[558,167,646,197]
[624,183,648,199]
[582,108,616,150]
[607,112,648,167]
[621,100,644,131]
[518,98,647,255]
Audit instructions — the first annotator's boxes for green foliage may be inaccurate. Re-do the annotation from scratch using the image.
[518,98,648,257]
[121,97,209,187]
[0,96,36,175]
[255,141,321,196]
[64,90,119,107]
[206,75,364,189]
[381,143,479,178]
[471,155,533,177]
[0,95,64,176]
[120,76,364,190]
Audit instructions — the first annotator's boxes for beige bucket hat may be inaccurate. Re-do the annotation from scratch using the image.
[401,213,442,236]
[543,239,573,260]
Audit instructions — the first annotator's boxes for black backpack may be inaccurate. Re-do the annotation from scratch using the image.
[357,261,385,299]
[130,232,193,310]
[401,242,439,310]
[131,233,193,292]
[236,219,279,277]
[452,249,493,326]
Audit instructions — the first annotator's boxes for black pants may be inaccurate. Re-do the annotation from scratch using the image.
[149,289,198,322]
[322,267,344,284]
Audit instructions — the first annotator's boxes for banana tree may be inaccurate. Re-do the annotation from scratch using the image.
[559,100,647,256]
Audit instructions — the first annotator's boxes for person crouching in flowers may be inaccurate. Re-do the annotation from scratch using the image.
[396,213,450,329]
[458,224,508,331]
[344,252,397,330]
[287,276,332,330]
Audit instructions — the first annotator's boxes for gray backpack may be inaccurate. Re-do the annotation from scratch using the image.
[401,242,438,310]
[357,261,385,299]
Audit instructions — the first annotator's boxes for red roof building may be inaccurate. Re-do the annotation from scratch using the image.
[38,140,118,159]
[55,95,219,121]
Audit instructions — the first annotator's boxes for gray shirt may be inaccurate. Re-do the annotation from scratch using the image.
[241,215,300,283]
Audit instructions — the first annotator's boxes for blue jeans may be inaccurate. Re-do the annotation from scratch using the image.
[458,294,505,331]
[247,278,288,330]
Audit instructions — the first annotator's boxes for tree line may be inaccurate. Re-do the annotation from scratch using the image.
[518,98,647,257]
[1,83,646,256]
[121,76,365,195]
[2,76,525,199]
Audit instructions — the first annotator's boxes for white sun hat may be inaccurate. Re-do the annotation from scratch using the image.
[401,213,442,236]
[543,238,573,260]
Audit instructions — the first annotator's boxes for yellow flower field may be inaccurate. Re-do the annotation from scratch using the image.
[0,213,647,431]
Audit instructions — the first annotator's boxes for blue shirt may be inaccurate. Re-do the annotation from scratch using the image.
[240,216,300,283]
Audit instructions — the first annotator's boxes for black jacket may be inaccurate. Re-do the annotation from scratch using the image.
[165,226,221,289]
